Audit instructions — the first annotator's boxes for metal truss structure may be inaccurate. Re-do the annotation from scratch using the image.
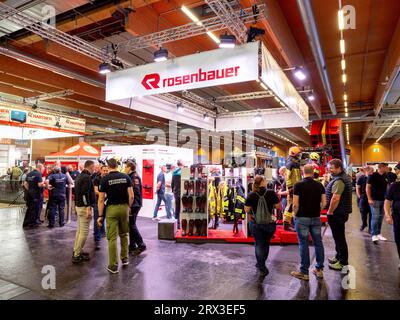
[26,90,74,102]
[205,0,248,44]
[109,5,265,53]
[181,90,228,113]
[217,107,289,118]
[0,2,113,63]
[160,93,217,117]
[213,91,273,103]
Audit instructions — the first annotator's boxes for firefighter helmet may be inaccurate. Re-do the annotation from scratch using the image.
[289,146,302,156]
[310,152,320,161]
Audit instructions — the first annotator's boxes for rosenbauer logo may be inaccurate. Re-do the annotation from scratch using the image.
[141,66,240,90]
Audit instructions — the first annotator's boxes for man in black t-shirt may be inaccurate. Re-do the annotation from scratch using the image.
[384,181,400,269]
[387,167,397,185]
[98,158,133,274]
[356,166,373,232]
[367,163,389,243]
[291,164,327,281]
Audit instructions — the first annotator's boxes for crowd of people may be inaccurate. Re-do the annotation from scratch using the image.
[245,157,400,281]
[13,152,400,277]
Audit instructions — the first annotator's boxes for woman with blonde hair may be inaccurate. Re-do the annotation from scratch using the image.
[244,175,280,277]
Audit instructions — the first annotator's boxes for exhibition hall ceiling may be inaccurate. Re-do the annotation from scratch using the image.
[0,0,399,146]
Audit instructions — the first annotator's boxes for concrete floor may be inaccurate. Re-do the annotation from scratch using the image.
[0,198,399,300]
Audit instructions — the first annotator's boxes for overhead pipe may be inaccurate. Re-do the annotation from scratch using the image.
[296,0,337,115]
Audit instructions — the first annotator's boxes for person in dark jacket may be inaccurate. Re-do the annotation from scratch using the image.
[171,160,183,229]
[325,159,353,271]
[72,160,95,264]
[46,166,69,228]
[92,165,108,250]
[124,161,146,254]
[23,163,45,228]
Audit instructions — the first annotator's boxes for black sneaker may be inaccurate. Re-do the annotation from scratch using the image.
[259,268,269,277]
[47,224,55,229]
[107,265,119,274]
[129,246,138,253]
[72,255,84,264]
[121,258,129,266]
[59,223,65,227]
[81,252,90,260]
[95,242,101,251]
[360,224,367,231]
[328,257,338,264]
[134,245,147,255]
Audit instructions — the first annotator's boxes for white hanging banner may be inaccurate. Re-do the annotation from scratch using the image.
[106,42,259,100]
[260,43,309,124]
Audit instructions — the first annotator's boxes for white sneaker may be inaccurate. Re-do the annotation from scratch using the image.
[377,234,387,241]
[372,235,379,243]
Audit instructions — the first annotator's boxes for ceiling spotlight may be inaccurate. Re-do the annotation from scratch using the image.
[177,103,184,113]
[344,101,348,107]
[253,112,262,124]
[32,102,38,110]
[341,59,346,70]
[342,74,347,83]
[294,67,306,80]
[343,93,348,101]
[247,26,265,43]
[338,9,344,30]
[203,114,210,121]
[308,92,315,101]
[345,112,349,117]
[219,34,236,48]
[99,62,112,74]
[154,47,168,62]
[340,39,345,54]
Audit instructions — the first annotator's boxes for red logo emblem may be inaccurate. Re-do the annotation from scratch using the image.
[141,73,160,90]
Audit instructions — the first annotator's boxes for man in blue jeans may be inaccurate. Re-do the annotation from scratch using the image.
[153,165,167,221]
[366,163,388,244]
[291,164,327,280]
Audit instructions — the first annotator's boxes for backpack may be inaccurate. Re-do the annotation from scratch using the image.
[253,191,272,224]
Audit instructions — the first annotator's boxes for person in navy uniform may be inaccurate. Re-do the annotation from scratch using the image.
[47,166,69,228]
[23,163,45,228]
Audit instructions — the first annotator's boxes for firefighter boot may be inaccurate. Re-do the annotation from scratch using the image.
[283,211,295,231]
[201,219,208,236]
[200,180,207,196]
[181,219,188,236]
[195,219,201,236]
[182,195,188,213]
[187,196,194,213]
[188,219,195,236]
[184,180,190,196]
[195,180,201,196]
[195,197,201,213]
[189,180,195,196]
[190,165,195,178]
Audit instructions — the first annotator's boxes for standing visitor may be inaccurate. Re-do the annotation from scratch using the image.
[356,166,373,232]
[11,164,23,191]
[244,175,280,277]
[164,165,175,219]
[23,163,45,228]
[171,160,183,229]
[125,161,146,254]
[152,165,167,221]
[384,178,400,269]
[72,160,95,264]
[387,167,397,185]
[98,158,133,274]
[291,164,326,280]
[46,166,69,228]
[325,159,353,271]
[93,165,108,250]
[366,163,389,243]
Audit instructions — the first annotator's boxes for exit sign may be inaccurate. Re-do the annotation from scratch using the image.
[373,147,380,153]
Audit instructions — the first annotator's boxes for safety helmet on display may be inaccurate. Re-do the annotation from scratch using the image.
[310,152,320,161]
[289,146,301,156]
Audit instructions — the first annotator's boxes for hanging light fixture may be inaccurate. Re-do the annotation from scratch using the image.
[294,67,306,80]
[154,48,168,62]
[219,34,236,48]
[177,103,184,113]
[253,112,262,123]
[203,114,210,121]
[99,62,112,74]
[308,92,316,101]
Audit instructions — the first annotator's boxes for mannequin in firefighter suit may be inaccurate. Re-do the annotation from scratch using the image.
[209,177,224,229]
[47,166,69,228]
[232,182,246,234]
[309,152,322,180]
[284,146,302,231]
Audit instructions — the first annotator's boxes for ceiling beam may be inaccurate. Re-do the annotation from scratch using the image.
[373,16,400,116]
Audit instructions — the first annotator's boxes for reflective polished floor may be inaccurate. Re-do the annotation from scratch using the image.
[0,198,399,300]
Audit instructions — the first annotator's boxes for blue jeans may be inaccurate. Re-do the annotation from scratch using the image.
[153,193,166,218]
[250,222,276,271]
[294,217,325,274]
[370,200,384,236]
[93,202,106,242]
[165,193,174,219]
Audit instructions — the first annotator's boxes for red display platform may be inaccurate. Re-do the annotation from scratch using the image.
[175,225,300,245]
[175,215,328,245]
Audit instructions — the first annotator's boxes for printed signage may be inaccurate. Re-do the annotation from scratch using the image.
[106,41,259,100]
[0,106,85,135]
